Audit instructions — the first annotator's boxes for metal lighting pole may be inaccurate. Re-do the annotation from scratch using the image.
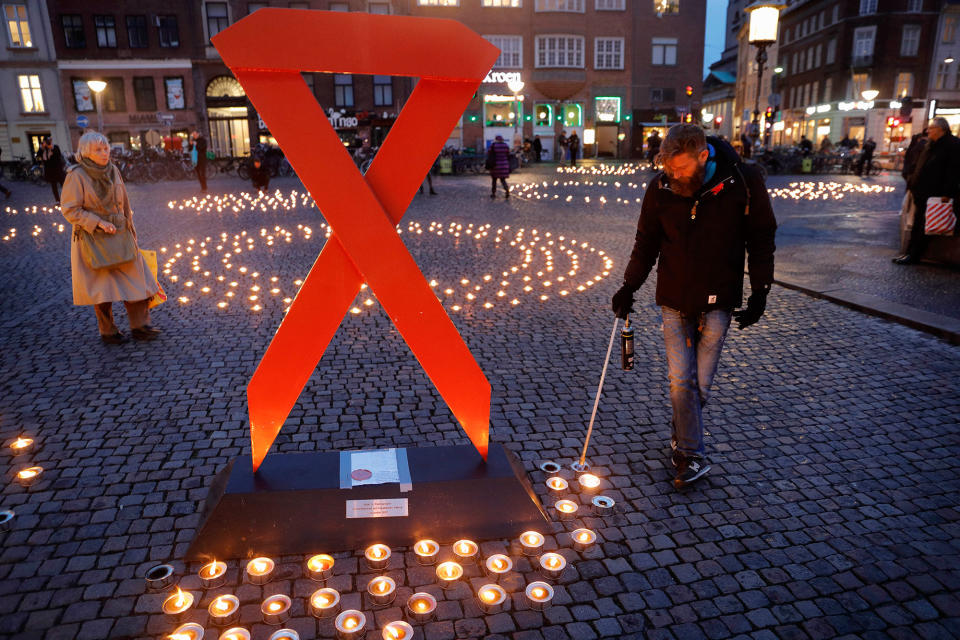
[745,2,783,153]
[87,79,107,132]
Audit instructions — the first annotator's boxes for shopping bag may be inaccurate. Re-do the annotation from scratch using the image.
[140,249,167,309]
[924,198,957,236]
[902,191,915,230]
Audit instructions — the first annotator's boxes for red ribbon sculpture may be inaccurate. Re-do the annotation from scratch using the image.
[213,10,499,472]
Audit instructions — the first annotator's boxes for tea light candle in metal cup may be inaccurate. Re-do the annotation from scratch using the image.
[484,554,513,582]
[0,509,13,533]
[309,587,341,618]
[245,557,275,584]
[381,620,414,640]
[592,495,616,516]
[539,461,561,473]
[218,628,251,640]
[268,630,300,640]
[519,531,545,556]
[525,581,555,611]
[16,466,42,487]
[539,552,567,581]
[144,563,175,591]
[413,539,439,565]
[162,587,195,618]
[576,473,602,493]
[9,436,34,455]
[545,476,568,496]
[261,594,292,625]
[436,561,463,589]
[476,583,507,614]
[367,575,397,606]
[406,592,437,623]
[169,622,205,640]
[452,539,479,564]
[199,559,227,588]
[365,544,391,571]
[306,554,335,582]
[334,609,366,640]
[554,499,578,520]
[208,594,240,626]
[571,528,597,552]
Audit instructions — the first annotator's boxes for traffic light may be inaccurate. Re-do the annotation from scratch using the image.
[887,116,901,128]
[765,107,774,119]
[714,115,723,129]
[684,113,693,123]
[685,85,693,97]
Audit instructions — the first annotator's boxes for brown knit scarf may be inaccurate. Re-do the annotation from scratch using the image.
[77,154,118,205]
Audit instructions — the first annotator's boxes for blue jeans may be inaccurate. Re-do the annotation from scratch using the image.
[661,307,732,457]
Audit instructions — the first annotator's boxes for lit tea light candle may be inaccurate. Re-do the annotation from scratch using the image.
[9,436,33,455]
[365,543,391,571]
[571,528,597,552]
[592,495,615,516]
[168,621,204,640]
[145,564,175,591]
[576,473,602,492]
[539,552,567,580]
[525,581,555,611]
[334,609,366,640]
[484,554,513,582]
[381,620,414,640]
[208,594,240,626]
[309,587,341,618]
[452,539,479,564]
[16,466,42,487]
[539,461,561,473]
[162,586,195,618]
[306,554,335,581]
[261,594,292,625]
[554,499,578,520]
[367,575,397,606]
[413,539,439,565]
[476,583,507,614]
[519,531,545,556]
[406,592,437,623]
[218,628,250,640]
[436,561,463,589]
[268,630,300,640]
[199,559,227,588]
[545,476,568,495]
[245,557,275,584]
[0,509,13,533]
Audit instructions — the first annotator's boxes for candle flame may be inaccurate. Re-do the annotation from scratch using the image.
[12,438,30,449]
[370,546,384,559]
[417,542,430,554]
[253,559,267,572]
[168,634,191,640]
[314,594,331,607]
[344,616,358,630]
[458,542,470,554]
[548,556,561,569]
[205,561,219,577]
[578,532,590,542]
[268,601,282,612]
[493,558,505,570]
[532,587,546,599]
[580,473,600,487]
[525,534,539,545]
[387,626,402,639]
[18,467,39,479]
[560,502,575,512]
[173,587,186,608]
[415,600,427,612]
[481,589,496,602]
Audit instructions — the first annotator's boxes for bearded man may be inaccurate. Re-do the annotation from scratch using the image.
[612,124,777,489]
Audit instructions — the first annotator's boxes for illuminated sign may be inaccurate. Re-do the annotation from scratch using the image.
[483,71,522,84]
[327,107,358,128]
[484,94,524,103]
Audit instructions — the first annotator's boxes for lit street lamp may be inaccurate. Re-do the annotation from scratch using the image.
[861,89,879,102]
[746,1,784,153]
[87,79,107,132]
[507,79,525,143]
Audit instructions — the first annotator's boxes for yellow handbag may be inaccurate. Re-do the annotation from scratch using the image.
[139,249,167,309]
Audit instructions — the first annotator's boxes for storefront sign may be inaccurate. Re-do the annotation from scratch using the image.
[838,100,874,111]
[327,107,359,129]
[483,71,522,84]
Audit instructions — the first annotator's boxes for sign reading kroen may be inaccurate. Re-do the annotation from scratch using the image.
[484,71,522,85]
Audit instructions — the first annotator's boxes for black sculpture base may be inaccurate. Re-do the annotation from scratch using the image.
[186,443,549,560]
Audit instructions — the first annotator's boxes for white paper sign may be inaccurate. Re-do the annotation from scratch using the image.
[350,449,400,486]
[345,498,409,519]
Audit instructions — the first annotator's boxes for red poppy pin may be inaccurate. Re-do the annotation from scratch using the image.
[710,182,725,195]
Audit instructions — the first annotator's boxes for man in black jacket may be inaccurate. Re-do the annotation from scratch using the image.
[612,124,777,489]
[38,136,66,203]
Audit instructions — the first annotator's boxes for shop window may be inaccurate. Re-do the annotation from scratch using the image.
[166,77,185,110]
[900,25,920,57]
[94,15,116,47]
[335,74,354,107]
[651,37,677,65]
[206,2,229,40]
[534,104,553,126]
[157,15,179,47]
[103,77,126,111]
[374,75,392,106]
[653,0,678,15]
[17,74,43,113]
[535,35,584,68]
[484,35,522,68]
[133,76,157,111]
[535,0,584,12]
[594,38,623,70]
[4,4,31,47]
[484,100,514,126]
[61,14,85,48]
[596,0,625,9]
[561,103,582,127]
[595,97,621,123]
[126,15,147,48]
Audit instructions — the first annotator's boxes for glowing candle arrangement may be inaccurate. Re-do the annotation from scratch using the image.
[539,552,568,580]
[525,581,555,611]
[381,620,414,640]
[162,587,194,617]
[268,630,300,640]
[519,531,545,556]
[554,499,579,520]
[9,436,33,455]
[16,466,42,487]
[571,528,597,552]
[309,587,341,618]
[168,622,204,640]
[592,495,616,516]
[0,509,13,533]
[208,594,240,626]
[484,554,513,582]
[545,476,568,495]
[366,575,397,606]
[452,539,479,564]
[306,553,335,581]
[476,584,507,614]
[436,561,463,589]
[218,628,250,640]
[365,544,391,570]
[144,564,175,591]
[406,592,437,623]
[413,539,439,565]
[245,557,275,584]
[334,609,366,640]
[261,594,292,625]
[576,473,602,492]
[199,559,226,588]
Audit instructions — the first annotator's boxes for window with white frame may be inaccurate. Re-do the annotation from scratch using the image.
[535,35,584,67]
[894,72,913,97]
[4,4,31,47]
[823,77,832,102]
[651,37,677,65]
[852,26,876,62]
[907,0,922,12]
[944,16,957,43]
[653,0,678,15]
[368,1,390,13]
[94,15,116,47]
[826,38,836,64]
[334,74,353,106]
[848,72,869,99]
[483,0,521,6]
[373,75,392,106]
[484,35,522,68]
[900,25,920,56]
[859,0,876,15]
[596,0,625,9]
[205,2,229,40]
[18,74,43,112]
[417,0,459,5]
[935,62,950,89]
[535,0,584,12]
[594,37,623,69]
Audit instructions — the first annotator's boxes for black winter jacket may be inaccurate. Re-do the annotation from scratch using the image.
[622,136,777,315]
[907,131,960,201]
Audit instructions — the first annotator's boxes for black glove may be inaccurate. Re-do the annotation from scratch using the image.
[611,284,635,319]
[733,291,767,329]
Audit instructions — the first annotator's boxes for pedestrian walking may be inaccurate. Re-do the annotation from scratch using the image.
[798,135,813,156]
[487,135,511,198]
[249,156,270,194]
[60,131,161,344]
[611,124,777,489]
[533,135,543,162]
[646,130,662,166]
[894,117,960,265]
[37,136,67,203]
[558,131,568,165]
[568,132,580,167]
[820,136,833,153]
[856,137,877,176]
[0,146,12,199]
[190,130,208,192]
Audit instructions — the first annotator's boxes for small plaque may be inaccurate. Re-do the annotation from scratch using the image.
[345,498,409,519]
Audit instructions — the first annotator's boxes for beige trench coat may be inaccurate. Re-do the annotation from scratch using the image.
[61,164,159,306]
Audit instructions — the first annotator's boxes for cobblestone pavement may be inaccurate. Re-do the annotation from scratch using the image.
[0,166,958,640]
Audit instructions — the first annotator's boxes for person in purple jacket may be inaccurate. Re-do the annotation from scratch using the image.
[488,135,511,198]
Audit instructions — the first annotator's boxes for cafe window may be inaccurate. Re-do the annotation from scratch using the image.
[4,4,32,47]
[335,74,354,107]
[61,14,85,48]
[94,15,116,47]
[535,104,553,126]
[126,15,147,48]
[157,15,179,47]
[133,76,157,111]
[595,96,621,123]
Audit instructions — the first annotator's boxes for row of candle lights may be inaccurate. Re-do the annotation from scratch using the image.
[8,434,43,490]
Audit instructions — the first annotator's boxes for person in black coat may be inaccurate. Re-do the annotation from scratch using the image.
[38,136,66,203]
[191,130,208,192]
[611,124,776,490]
[895,117,960,264]
[568,132,580,167]
[901,129,928,182]
[249,157,270,194]
[532,135,543,162]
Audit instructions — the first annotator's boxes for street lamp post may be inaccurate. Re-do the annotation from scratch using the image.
[507,79,524,147]
[87,79,107,132]
[746,1,784,154]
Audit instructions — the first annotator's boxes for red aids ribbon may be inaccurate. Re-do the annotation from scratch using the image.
[213,10,500,471]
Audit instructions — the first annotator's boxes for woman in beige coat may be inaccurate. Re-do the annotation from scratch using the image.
[61,131,161,344]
